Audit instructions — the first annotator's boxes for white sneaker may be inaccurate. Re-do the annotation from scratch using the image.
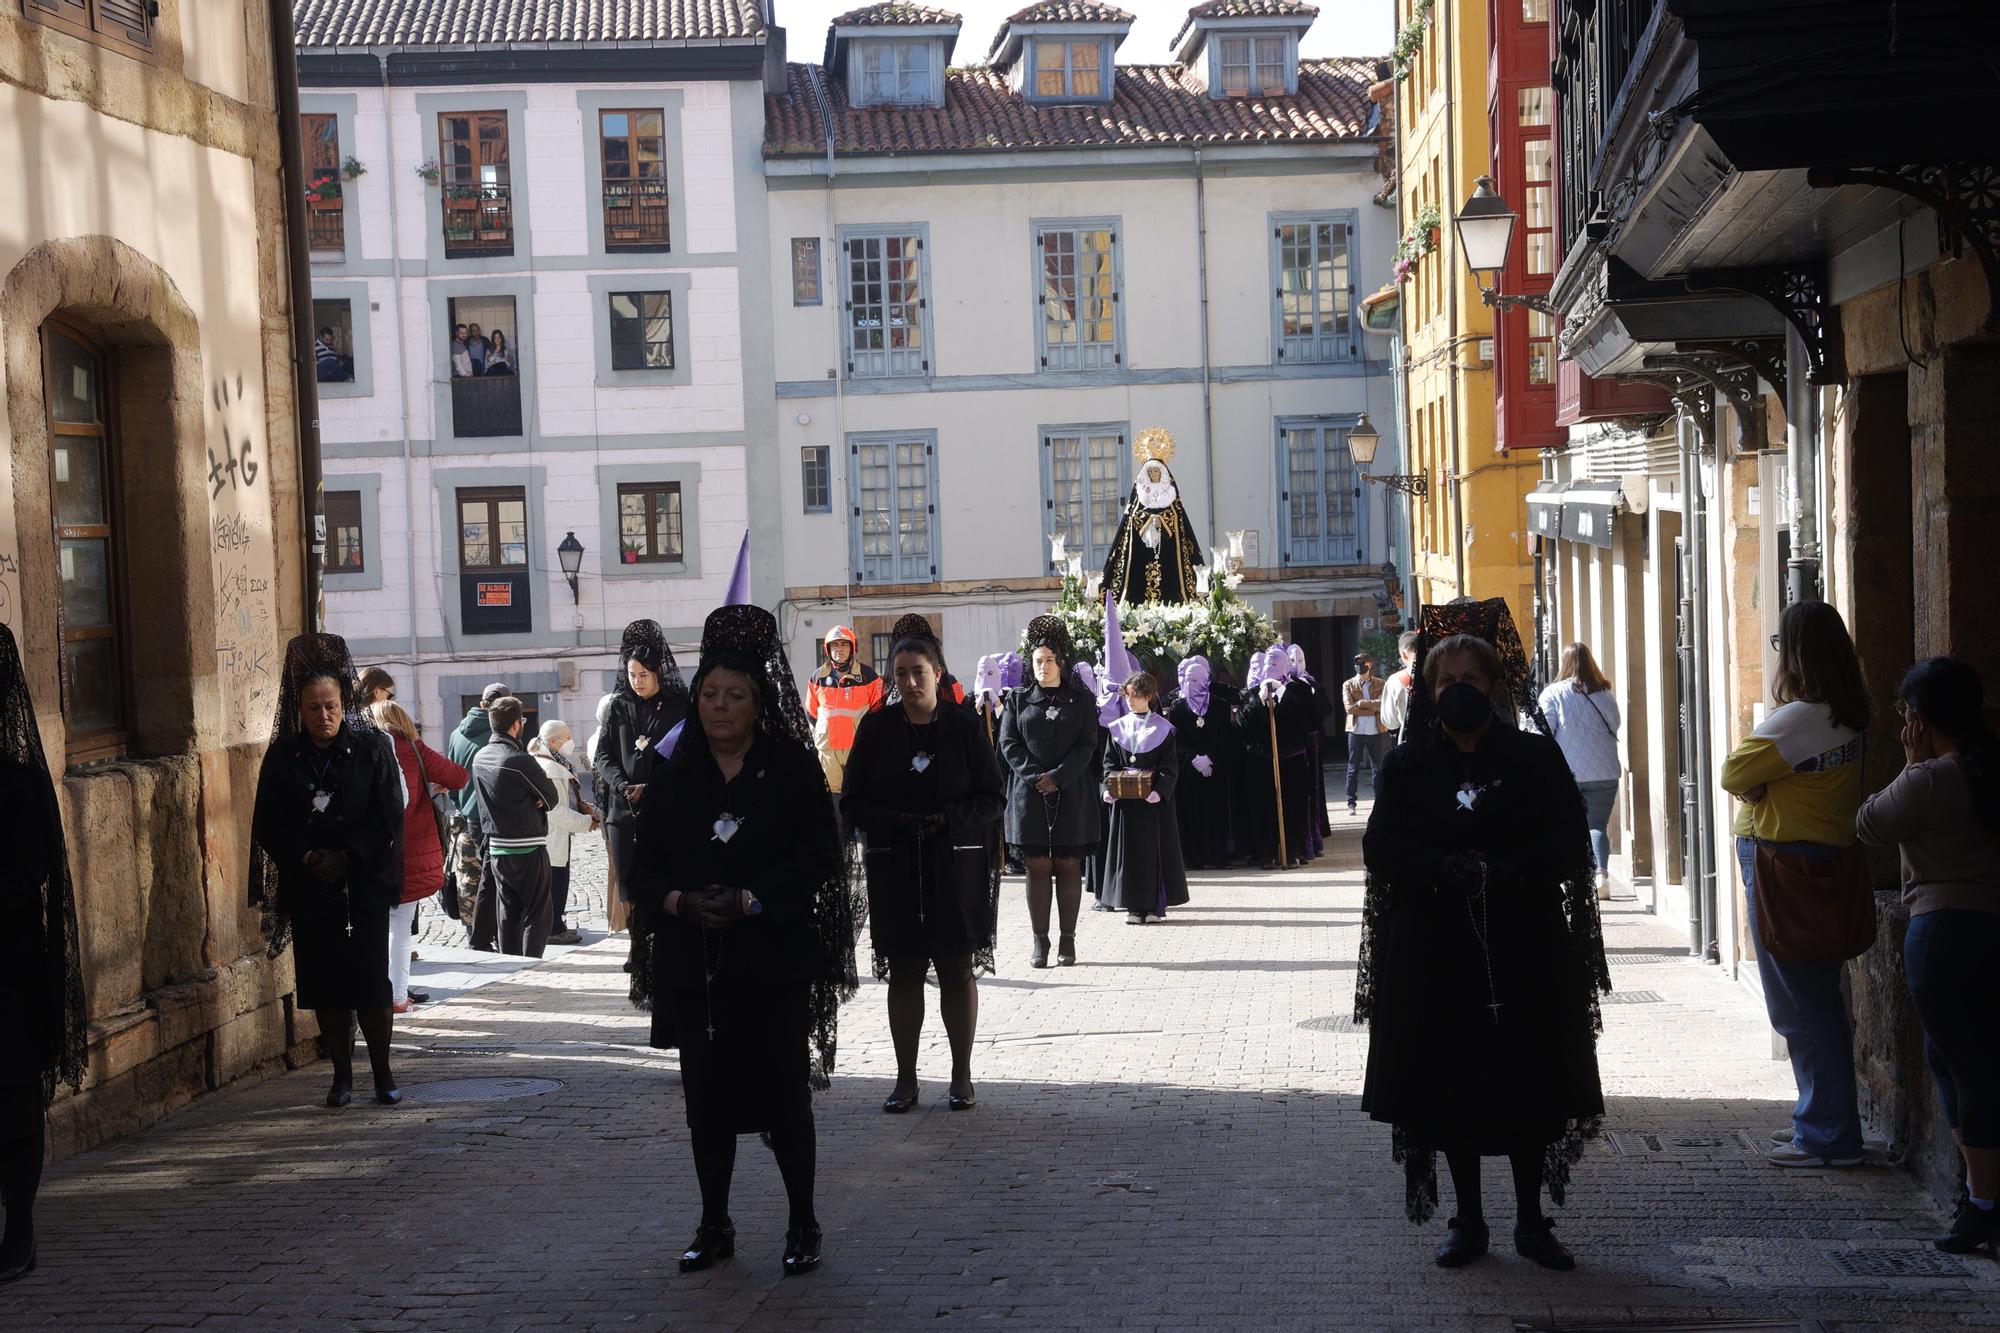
[1766,1143,1863,1168]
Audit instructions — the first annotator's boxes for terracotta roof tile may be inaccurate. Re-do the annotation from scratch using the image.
[986,2,1135,58]
[765,57,1378,158]
[1170,0,1320,50]
[295,0,766,47]
[830,2,961,25]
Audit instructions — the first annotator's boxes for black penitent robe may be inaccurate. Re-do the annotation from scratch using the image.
[1166,694,1238,868]
[630,735,839,1133]
[1356,724,1610,1223]
[250,725,404,1011]
[1098,716,1189,917]
[998,683,1103,857]
[1237,685,1316,866]
[841,703,1006,976]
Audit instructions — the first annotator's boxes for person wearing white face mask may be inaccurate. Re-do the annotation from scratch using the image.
[530,720,600,946]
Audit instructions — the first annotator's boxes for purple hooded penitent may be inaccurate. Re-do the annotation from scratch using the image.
[998,651,1024,692]
[1179,655,1212,716]
[1285,643,1314,683]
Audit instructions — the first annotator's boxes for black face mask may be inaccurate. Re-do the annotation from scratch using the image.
[1436,681,1494,733]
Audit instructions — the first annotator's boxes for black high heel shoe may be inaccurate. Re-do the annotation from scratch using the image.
[679,1221,736,1272]
[782,1225,823,1276]
[325,1081,352,1108]
[1056,935,1076,966]
[0,1241,37,1284]
[1513,1217,1575,1271]
[375,1086,402,1106]
[1029,934,1051,969]
[881,1087,919,1114]
[948,1082,976,1111]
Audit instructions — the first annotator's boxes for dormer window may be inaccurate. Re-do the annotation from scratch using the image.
[1172,1,1314,100]
[1215,32,1291,98]
[856,39,937,106]
[1033,38,1106,99]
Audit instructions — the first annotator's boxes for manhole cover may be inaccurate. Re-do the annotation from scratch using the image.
[1297,1015,1363,1034]
[1825,1247,1968,1278]
[406,1076,564,1103]
[1602,990,1663,1004]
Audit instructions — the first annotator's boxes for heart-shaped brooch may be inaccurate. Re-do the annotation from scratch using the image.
[910,753,932,774]
[712,815,741,843]
[311,791,331,813]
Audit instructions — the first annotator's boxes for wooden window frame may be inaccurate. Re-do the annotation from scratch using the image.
[21,0,156,62]
[598,108,671,252]
[43,316,132,763]
[302,113,345,254]
[608,291,674,371]
[792,237,823,306]
[1031,38,1106,101]
[1035,221,1122,372]
[1272,212,1356,364]
[615,482,684,564]
[1039,426,1129,572]
[326,488,366,573]
[1275,418,1360,567]
[1214,32,1290,98]
[801,445,832,514]
[438,112,513,257]
[855,39,935,107]
[841,227,931,379]
[457,486,529,572]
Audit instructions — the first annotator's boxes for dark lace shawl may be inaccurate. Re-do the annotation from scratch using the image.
[0,626,87,1101]
[626,604,864,1091]
[247,633,391,958]
[1022,614,1080,676]
[613,617,690,710]
[1353,597,1611,1222]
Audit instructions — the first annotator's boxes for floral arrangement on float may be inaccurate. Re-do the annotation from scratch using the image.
[1032,536,1276,684]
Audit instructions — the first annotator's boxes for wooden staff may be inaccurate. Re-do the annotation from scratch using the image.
[982,700,1003,875]
[1266,694,1288,868]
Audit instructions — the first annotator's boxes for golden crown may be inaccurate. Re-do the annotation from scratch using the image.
[1134,427,1176,466]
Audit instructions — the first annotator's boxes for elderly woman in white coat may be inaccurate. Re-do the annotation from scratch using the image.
[530,719,599,946]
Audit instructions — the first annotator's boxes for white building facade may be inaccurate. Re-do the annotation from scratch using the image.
[764,1,1401,683]
[295,0,779,738]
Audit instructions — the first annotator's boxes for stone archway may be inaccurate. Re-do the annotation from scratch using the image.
[3,235,216,759]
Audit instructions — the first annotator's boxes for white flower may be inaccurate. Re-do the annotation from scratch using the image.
[1225,573,1245,590]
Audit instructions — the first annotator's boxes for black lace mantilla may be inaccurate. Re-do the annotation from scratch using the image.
[1,625,87,1102]
[1023,614,1080,676]
[1353,598,1611,1224]
[614,617,690,710]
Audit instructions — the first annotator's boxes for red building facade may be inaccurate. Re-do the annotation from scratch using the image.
[1487,0,1561,450]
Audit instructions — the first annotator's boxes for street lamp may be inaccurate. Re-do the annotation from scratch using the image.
[556,530,584,603]
[1348,413,1428,499]
[1453,175,1556,316]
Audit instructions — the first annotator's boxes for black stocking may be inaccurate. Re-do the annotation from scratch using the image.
[0,1090,43,1267]
[1053,858,1084,941]
[316,1008,354,1092]
[690,1128,737,1227]
[1508,1150,1546,1227]
[355,1007,396,1093]
[767,1115,818,1232]
[1444,1148,1483,1224]
[885,956,927,1093]
[935,955,978,1093]
[1024,857,1054,939]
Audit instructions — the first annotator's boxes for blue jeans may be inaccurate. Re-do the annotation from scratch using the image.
[1345,732,1388,803]
[1578,779,1618,874]
[1905,909,2000,1148]
[1737,836,1865,1159]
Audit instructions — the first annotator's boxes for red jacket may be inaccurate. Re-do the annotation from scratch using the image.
[387,734,469,903]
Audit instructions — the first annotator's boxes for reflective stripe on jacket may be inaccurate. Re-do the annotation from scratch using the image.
[807,665,884,790]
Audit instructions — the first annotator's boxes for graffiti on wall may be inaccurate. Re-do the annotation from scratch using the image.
[0,548,17,627]
[209,373,276,739]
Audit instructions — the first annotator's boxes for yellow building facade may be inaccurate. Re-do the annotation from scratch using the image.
[1393,0,1538,626]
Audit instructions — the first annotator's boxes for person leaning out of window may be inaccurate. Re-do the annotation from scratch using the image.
[1718,601,1871,1170]
[1856,657,2000,1254]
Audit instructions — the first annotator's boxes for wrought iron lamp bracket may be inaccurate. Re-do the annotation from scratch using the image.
[1642,352,1768,454]
[1477,286,1559,317]
[1682,265,1836,385]
[1807,162,2000,335]
[1364,474,1431,499]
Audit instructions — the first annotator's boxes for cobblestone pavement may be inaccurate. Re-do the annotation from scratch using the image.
[11,800,1999,1331]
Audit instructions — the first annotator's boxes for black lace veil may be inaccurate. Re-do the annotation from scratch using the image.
[613,617,689,710]
[1353,597,1610,1223]
[660,604,864,1091]
[0,626,86,1101]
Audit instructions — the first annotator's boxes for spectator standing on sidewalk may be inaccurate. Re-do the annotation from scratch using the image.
[0,624,86,1283]
[530,719,599,946]
[998,616,1102,969]
[448,682,507,950]
[1342,654,1388,816]
[1099,673,1188,925]
[629,603,860,1278]
[1379,631,1419,740]
[356,667,395,708]
[367,701,468,1011]
[805,625,884,794]
[472,696,561,957]
[1538,643,1624,894]
[1856,656,2000,1254]
[595,621,689,981]
[1719,600,1870,1170]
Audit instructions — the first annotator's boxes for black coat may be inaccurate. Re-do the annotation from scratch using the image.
[842,703,1006,970]
[1167,694,1238,868]
[251,724,403,1010]
[593,691,686,831]
[1098,721,1189,916]
[0,765,53,1086]
[997,683,1102,853]
[1238,685,1317,863]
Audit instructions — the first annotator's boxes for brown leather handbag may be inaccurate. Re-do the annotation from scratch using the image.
[1751,841,1877,963]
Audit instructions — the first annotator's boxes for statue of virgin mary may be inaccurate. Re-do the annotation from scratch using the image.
[1101,428,1205,606]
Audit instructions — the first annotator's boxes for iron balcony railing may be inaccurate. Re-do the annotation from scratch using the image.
[451,373,522,438]
[307,205,344,253]
[603,180,671,250]
[1554,0,1664,253]
[441,182,514,256]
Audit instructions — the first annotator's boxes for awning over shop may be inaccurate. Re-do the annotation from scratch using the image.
[1559,485,1623,549]
[1526,481,1566,540]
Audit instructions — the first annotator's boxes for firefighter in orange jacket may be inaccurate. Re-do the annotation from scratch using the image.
[805,625,885,792]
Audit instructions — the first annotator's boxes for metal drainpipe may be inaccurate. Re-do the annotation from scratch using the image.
[380,54,423,700]
[270,0,324,632]
[1784,327,1822,604]
[1686,400,1720,962]
[805,65,852,624]
[1194,145,1217,553]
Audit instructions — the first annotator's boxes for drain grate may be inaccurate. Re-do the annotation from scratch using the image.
[1297,1014,1363,1034]
[406,1076,564,1104]
[1607,953,1679,965]
[1825,1247,1969,1278]
[1602,990,1663,1004]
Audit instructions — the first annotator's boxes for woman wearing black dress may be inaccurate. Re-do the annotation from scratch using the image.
[842,634,1006,1113]
[1099,673,1189,924]
[249,634,406,1107]
[0,626,85,1282]
[593,620,688,990]
[628,605,860,1278]
[998,616,1103,968]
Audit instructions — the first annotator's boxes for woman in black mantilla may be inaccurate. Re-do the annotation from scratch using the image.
[1356,600,1609,1272]
[998,616,1103,969]
[628,604,860,1278]
[842,633,1006,1113]
[250,633,407,1108]
[593,619,689,993]
[1099,673,1189,924]
[0,625,85,1282]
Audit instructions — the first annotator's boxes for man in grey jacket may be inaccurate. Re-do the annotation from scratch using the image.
[472,696,562,957]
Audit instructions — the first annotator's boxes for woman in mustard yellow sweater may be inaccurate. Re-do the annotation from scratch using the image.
[1718,602,1871,1169]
